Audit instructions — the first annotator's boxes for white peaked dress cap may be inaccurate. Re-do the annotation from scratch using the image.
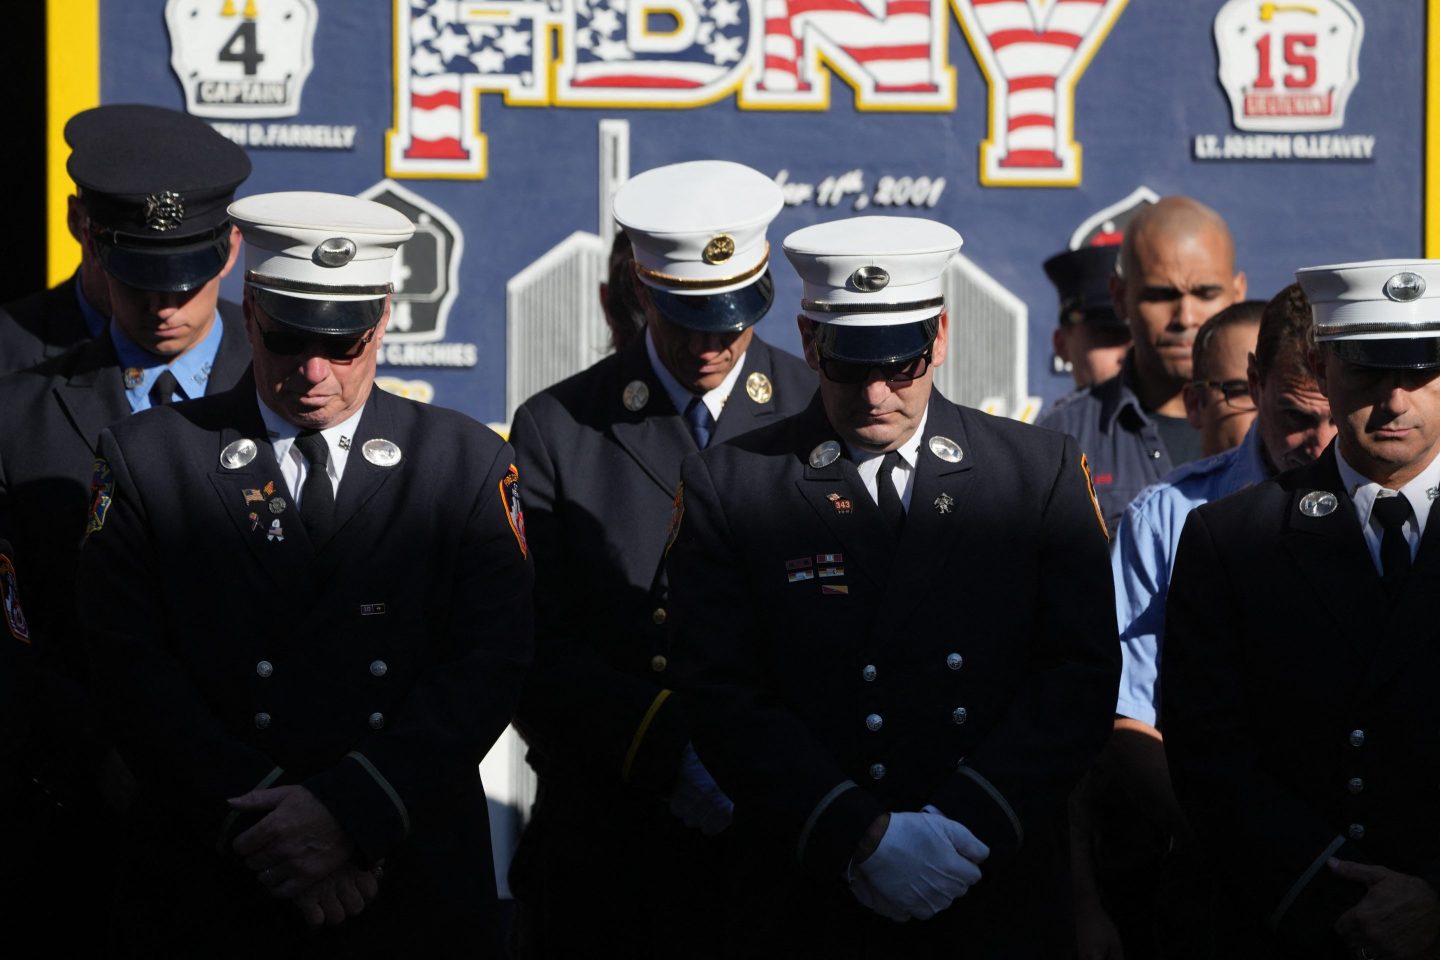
[229,191,416,335]
[1297,259,1440,369]
[783,216,962,363]
[613,160,783,333]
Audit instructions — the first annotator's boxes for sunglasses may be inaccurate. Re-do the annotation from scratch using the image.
[259,324,377,362]
[818,347,934,385]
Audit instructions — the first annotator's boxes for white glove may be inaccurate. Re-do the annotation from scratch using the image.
[848,806,990,922]
[668,743,734,836]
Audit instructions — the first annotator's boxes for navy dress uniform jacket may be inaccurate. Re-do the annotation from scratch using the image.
[667,392,1120,957]
[0,271,93,376]
[506,333,814,952]
[74,379,534,957]
[1162,446,1440,959]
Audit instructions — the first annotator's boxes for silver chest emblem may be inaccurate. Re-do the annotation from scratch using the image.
[220,439,258,470]
[1299,491,1338,518]
[809,441,842,469]
[928,436,963,463]
[362,439,403,467]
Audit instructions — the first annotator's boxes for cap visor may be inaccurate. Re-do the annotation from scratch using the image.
[97,240,227,293]
[647,274,773,333]
[253,287,385,336]
[1078,303,1127,328]
[1329,337,1440,370]
[815,319,936,365]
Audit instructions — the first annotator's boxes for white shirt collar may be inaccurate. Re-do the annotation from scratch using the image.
[644,326,748,422]
[1334,443,1440,535]
[255,393,366,487]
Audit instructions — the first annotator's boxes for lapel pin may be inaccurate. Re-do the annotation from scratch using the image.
[623,380,650,412]
[745,372,773,404]
[267,519,285,542]
[268,496,287,515]
[363,439,402,467]
[263,480,277,497]
[1429,486,1438,501]
[248,511,260,532]
[220,439,258,470]
[339,435,352,451]
[1299,490,1338,518]
[810,441,842,469]
[123,367,145,389]
[242,488,264,505]
[934,492,954,514]
[928,436,963,463]
[826,493,852,515]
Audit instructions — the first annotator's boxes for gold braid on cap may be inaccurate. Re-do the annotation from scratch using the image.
[634,243,769,291]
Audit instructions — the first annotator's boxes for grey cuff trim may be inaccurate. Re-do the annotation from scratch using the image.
[1269,834,1346,931]
[215,765,285,854]
[956,764,1023,847]
[347,751,411,837]
[798,780,858,863]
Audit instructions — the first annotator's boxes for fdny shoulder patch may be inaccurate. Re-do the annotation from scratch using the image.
[86,458,115,536]
[499,463,527,558]
[1080,452,1108,541]
[0,553,31,644]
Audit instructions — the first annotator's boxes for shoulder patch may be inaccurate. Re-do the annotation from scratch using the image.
[663,481,685,557]
[86,458,115,536]
[1081,453,1109,541]
[499,463,527,558]
[0,553,31,644]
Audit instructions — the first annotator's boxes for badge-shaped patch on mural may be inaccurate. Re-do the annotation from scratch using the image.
[165,0,318,119]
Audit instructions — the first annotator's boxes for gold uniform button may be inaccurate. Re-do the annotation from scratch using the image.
[651,655,668,672]
[652,608,667,625]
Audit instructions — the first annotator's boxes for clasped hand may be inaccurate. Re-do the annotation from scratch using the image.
[849,805,990,922]
[229,784,380,927]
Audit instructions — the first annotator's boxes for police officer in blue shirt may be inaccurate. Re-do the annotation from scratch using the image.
[0,103,252,952]
[1043,244,1131,391]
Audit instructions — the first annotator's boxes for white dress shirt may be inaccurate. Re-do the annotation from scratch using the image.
[255,394,367,507]
[847,406,929,511]
[1335,444,1440,576]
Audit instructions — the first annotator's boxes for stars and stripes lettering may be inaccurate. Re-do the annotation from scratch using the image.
[388,0,1125,185]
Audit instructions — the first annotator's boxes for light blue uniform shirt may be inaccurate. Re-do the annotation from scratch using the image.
[1112,423,1270,725]
[74,274,108,339]
[110,311,224,413]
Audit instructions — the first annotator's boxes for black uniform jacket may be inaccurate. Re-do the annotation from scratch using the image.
[508,334,814,795]
[74,378,534,956]
[1163,445,1440,958]
[667,392,1120,955]
[0,299,248,642]
[0,272,93,376]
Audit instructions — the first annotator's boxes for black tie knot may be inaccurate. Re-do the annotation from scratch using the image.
[295,430,330,468]
[1373,493,1411,531]
[149,369,182,407]
[876,450,906,537]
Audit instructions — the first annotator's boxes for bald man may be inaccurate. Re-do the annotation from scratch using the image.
[1038,196,1247,532]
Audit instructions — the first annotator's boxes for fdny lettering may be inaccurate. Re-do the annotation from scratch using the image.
[388,0,1127,186]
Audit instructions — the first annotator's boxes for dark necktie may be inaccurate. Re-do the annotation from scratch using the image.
[683,396,715,450]
[294,431,336,546]
[877,450,906,536]
[1373,493,1413,592]
[149,369,181,407]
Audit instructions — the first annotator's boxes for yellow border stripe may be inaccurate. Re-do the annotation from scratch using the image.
[621,689,673,784]
[1428,0,1440,257]
[46,0,100,287]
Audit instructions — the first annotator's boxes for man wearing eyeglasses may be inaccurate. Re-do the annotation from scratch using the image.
[1074,286,1332,959]
[1182,300,1264,458]
[72,191,534,956]
[0,104,253,951]
[506,160,814,958]
[665,216,1119,956]
[1038,196,1248,534]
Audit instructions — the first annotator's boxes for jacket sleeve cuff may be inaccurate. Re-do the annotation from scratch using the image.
[797,780,887,880]
[928,764,1024,867]
[304,752,410,865]
[620,689,690,795]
